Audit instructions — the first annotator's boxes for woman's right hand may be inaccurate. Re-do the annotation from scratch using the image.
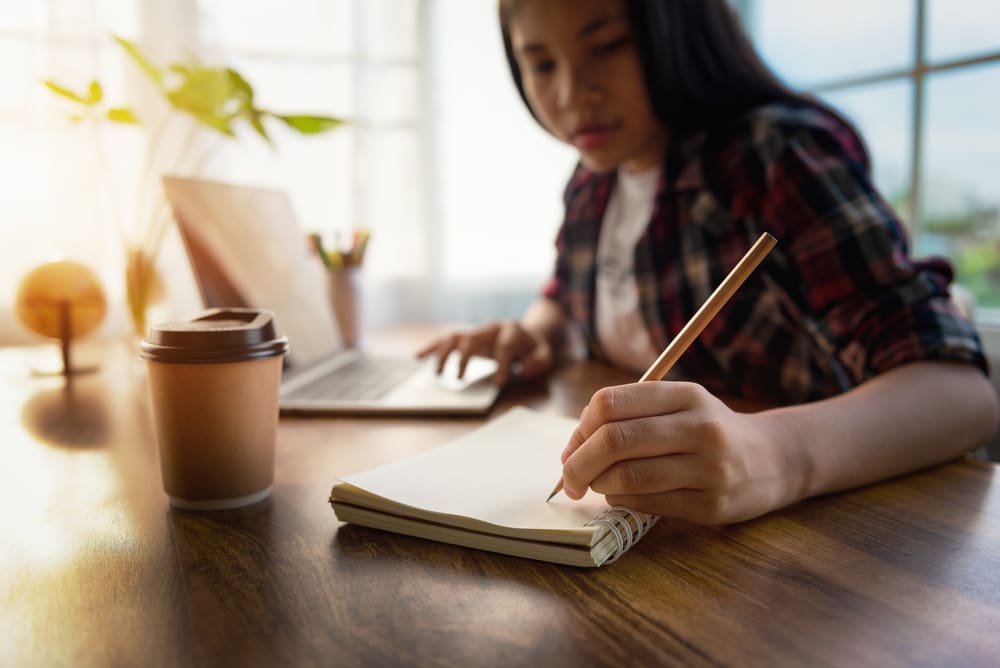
[416,321,555,386]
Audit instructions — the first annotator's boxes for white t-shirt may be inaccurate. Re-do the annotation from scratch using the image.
[595,166,661,374]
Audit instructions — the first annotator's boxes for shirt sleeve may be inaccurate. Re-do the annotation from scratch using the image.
[759,110,988,382]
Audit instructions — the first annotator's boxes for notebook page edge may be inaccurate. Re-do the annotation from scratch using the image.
[330,481,603,547]
[332,501,608,567]
[332,406,609,542]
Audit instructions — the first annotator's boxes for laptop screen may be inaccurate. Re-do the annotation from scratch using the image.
[162,175,342,367]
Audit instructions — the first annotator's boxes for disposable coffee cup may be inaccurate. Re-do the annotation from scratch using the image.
[140,308,289,510]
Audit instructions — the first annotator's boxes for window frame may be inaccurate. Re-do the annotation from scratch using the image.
[739,0,1000,319]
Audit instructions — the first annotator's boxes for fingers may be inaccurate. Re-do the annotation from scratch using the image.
[433,333,461,375]
[562,382,710,463]
[588,453,707,496]
[415,339,440,358]
[415,332,460,374]
[493,323,531,386]
[416,326,500,376]
[416,322,549,385]
[561,415,694,498]
[456,333,478,379]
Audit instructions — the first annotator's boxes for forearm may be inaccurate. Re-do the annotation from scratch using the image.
[520,297,567,350]
[762,362,999,504]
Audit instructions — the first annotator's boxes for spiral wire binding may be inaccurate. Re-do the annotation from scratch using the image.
[586,506,660,565]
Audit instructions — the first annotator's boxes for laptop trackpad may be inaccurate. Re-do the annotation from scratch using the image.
[433,355,498,391]
[383,355,499,406]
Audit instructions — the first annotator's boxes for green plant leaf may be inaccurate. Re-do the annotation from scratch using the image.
[165,64,248,137]
[223,68,273,144]
[167,66,234,116]
[247,110,272,144]
[275,114,345,134]
[112,34,163,86]
[191,110,236,136]
[226,68,254,106]
[88,80,103,103]
[42,80,91,105]
[106,107,141,124]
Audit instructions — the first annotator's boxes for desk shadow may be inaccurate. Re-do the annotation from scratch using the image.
[20,381,110,448]
[329,523,570,596]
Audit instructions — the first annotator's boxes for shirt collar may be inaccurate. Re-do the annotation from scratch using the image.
[568,125,707,193]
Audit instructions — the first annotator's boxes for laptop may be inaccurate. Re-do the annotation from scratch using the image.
[161,175,501,415]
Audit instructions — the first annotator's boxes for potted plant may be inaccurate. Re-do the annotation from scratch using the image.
[43,35,345,338]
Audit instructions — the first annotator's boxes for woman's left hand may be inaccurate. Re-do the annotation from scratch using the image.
[560,382,802,525]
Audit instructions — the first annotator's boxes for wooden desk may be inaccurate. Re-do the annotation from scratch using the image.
[2,338,999,667]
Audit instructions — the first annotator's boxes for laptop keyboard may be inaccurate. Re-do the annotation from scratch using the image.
[285,356,424,401]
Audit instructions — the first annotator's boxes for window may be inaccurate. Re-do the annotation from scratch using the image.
[0,0,433,342]
[0,0,580,344]
[427,0,577,322]
[197,0,577,326]
[741,0,1000,312]
[26,2,993,343]
[196,0,429,324]
[0,1,141,342]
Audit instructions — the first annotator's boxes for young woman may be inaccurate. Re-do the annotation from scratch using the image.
[418,0,998,524]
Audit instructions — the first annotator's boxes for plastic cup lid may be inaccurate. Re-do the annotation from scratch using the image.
[139,308,290,364]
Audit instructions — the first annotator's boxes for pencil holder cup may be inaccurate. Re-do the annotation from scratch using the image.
[327,267,362,348]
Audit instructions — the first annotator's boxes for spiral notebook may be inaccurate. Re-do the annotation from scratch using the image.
[329,407,657,567]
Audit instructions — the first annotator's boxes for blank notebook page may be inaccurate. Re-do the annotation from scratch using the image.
[338,407,612,538]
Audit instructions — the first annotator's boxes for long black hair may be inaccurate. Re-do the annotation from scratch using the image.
[499,0,802,129]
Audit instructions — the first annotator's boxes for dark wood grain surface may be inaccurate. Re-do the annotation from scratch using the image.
[2,335,998,668]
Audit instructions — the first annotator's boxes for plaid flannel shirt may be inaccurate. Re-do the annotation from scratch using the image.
[543,101,987,404]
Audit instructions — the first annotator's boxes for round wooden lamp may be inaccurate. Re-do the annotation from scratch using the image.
[15,260,107,376]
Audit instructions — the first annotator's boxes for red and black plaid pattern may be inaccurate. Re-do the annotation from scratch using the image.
[542,101,987,404]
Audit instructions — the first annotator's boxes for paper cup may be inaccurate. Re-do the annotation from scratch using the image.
[140,308,289,510]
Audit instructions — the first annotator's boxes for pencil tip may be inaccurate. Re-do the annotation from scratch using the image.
[546,480,563,502]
